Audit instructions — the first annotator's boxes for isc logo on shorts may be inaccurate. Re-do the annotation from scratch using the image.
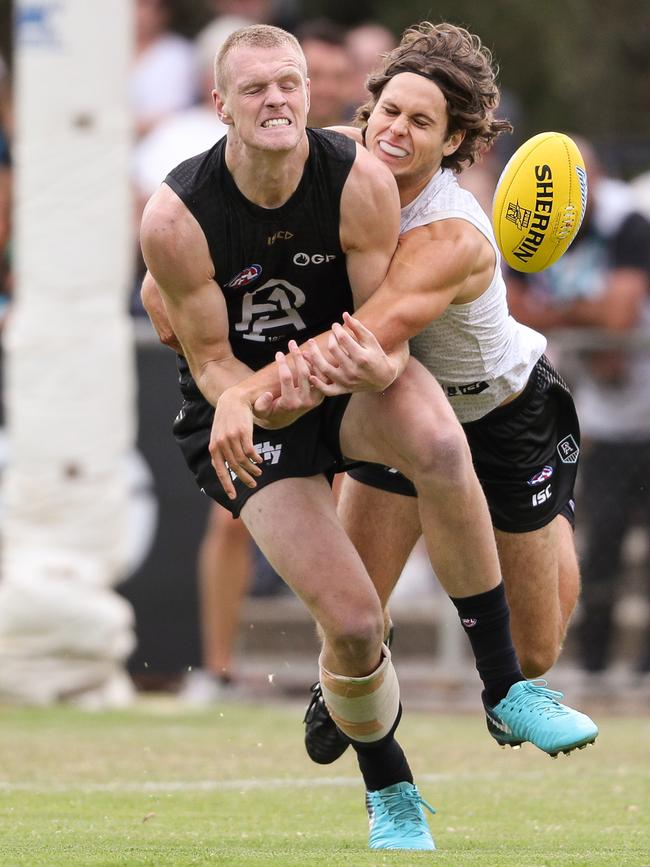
[531,484,552,507]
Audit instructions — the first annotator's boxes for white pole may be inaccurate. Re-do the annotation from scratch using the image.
[0,0,137,706]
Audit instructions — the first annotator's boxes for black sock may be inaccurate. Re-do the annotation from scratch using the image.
[351,736,413,792]
[450,581,523,707]
[347,705,413,791]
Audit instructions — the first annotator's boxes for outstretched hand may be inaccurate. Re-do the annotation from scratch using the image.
[305,312,399,395]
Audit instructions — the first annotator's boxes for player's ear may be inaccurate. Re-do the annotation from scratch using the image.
[305,77,311,115]
[213,90,232,124]
[443,129,465,157]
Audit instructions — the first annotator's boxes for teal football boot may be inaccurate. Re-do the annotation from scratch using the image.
[485,679,598,756]
[366,781,436,850]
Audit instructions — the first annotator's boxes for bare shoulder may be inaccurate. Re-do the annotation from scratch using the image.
[140,184,213,289]
[327,125,364,144]
[341,144,400,246]
[140,184,199,257]
[348,143,397,197]
[406,218,492,263]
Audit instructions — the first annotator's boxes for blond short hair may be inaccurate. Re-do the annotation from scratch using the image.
[215,24,307,92]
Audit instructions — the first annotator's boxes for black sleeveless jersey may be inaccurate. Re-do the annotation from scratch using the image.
[164,128,357,397]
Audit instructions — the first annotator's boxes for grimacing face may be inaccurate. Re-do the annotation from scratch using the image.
[215,44,310,153]
[365,72,463,198]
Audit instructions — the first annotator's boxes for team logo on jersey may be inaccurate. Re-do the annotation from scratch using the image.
[293,252,337,266]
[557,435,579,464]
[235,278,307,342]
[226,264,262,288]
[527,465,554,486]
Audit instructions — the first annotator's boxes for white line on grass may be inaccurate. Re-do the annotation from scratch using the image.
[0,770,546,795]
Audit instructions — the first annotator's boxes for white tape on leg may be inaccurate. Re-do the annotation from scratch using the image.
[319,644,399,744]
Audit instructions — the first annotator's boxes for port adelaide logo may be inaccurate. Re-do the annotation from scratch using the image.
[557,435,579,464]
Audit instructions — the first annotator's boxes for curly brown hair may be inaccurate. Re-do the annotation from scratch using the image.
[356,22,512,172]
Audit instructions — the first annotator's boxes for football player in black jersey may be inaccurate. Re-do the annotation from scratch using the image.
[142,23,441,850]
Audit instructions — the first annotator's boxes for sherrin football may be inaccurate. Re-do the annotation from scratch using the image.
[492,132,588,273]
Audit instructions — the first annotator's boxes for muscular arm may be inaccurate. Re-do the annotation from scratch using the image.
[140,184,253,405]
[351,216,496,353]
[140,270,182,353]
[324,124,496,350]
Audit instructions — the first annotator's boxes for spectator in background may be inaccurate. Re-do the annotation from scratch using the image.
[195,0,276,68]
[345,22,396,108]
[132,0,199,139]
[295,19,354,127]
[133,41,228,207]
[507,137,650,679]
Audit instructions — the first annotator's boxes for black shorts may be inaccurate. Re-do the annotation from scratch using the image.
[173,394,351,518]
[347,355,580,533]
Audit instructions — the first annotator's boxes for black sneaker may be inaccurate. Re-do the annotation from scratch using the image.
[303,681,349,764]
[303,624,395,765]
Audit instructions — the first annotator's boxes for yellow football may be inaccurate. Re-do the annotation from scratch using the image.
[492,132,588,273]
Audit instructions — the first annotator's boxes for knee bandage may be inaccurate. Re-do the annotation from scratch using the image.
[319,644,400,744]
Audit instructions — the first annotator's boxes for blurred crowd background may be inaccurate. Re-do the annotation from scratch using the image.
[1,0,650,706]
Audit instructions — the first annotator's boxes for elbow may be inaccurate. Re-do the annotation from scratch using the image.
[140,271,164,321]
[140,272,155,309]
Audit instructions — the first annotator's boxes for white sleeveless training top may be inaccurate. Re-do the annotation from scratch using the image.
[401,169,547,423]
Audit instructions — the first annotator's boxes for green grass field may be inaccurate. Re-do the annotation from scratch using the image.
[0,698,648,866]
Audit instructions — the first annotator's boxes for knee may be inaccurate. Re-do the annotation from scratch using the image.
[326,609,385,668]
[409,423,471,492]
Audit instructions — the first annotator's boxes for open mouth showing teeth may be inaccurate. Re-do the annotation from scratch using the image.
[262,118,291,128]
[379,140,408,158]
